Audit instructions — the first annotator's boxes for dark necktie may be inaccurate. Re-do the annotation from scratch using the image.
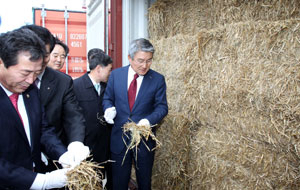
[9,93,24,125]
[128,73,139,111]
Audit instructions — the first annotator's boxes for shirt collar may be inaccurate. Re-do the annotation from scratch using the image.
[129,65,138,77]
[37,69,45,81]
[88,73,98,86]
[0,82,14,96]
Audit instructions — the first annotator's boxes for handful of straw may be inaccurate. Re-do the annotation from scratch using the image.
[66,159,104,190]
[122,122,162,164]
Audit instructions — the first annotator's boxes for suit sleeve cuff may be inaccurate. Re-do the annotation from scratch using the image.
[30,173,46,190]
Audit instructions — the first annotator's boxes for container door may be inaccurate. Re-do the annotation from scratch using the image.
[34,9,87,79]
[108,0,122,69]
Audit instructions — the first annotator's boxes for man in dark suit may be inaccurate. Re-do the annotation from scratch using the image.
[73,48,113,189]
[21,25,89,168]
[103,38,168,190]
[0,27,70,189]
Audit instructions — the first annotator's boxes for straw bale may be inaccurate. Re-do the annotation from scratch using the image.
[151,19,300,189]
[151,34,198,113]
[152,112,192,190]
[148,0,300,40]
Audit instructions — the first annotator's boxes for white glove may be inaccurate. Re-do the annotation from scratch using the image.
[30,169,69,190]
[137,119,150,127]
[104,107,116,124]
[58,141,90,168]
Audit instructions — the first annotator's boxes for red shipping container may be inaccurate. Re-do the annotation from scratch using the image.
[33,8,87,79]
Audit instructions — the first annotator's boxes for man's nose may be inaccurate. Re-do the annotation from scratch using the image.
[25,73,36,84]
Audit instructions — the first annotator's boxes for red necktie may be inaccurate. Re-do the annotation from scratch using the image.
[128,73,139,111]
[9,93,24,125]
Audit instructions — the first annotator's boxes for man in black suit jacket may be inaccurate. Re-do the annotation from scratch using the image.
[0,27,70,189]
[73,48,113,189]
[21,25,90,168]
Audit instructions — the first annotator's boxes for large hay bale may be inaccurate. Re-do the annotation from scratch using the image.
[185,20,300,189]
[151,19,300,189]
[152,113,192,190]
[151,34,196,112]
[150,35,196,189]
[148,0,300,40]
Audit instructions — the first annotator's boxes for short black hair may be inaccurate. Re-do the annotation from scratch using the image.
[0,28,46,68]
[87,48,112,70]
[55,37,69,55]
[87,48,105,62]
[20,24,55,52]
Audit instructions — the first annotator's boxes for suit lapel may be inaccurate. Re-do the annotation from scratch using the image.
[100,82,106,97]
[0,86,30,148]
[83,73,98,97]
[132,70,153,112]
[40,67,56,106]
[22,87,36,150]
[122,66,130,110]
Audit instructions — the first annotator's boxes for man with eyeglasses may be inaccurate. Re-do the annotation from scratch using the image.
[103,38,168,190]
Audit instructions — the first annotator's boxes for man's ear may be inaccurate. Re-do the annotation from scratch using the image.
[128,55,133,64]
[96,64,102,72]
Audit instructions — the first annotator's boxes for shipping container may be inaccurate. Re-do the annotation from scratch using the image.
[86,0,151,68]
[33,8,87,78]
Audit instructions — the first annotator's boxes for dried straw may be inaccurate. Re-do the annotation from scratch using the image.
[152,112,192,190]
[148,0,300,40]
[66,160,104,190]
[122,122,162,164]
[149,2,300,188]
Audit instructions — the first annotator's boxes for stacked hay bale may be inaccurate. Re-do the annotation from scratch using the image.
[149,0,300,189]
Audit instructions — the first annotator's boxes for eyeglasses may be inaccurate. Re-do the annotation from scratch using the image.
[134,58,153,64]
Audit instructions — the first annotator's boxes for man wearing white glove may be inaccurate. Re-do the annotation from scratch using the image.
[21,25,89,174]
[0,27,69,189]
[73,49,114,189]
[102,38,168,190]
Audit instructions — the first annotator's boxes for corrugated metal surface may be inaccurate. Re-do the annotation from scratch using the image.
[34,8,87,78]
[86,0,105,54]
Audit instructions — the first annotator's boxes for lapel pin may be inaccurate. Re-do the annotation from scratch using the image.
[47,87,50,90]
[26,94,30,98]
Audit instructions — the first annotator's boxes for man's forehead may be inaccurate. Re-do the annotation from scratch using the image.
[135,51,153,57]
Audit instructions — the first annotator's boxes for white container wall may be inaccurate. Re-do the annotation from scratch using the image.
[86,0,105,62]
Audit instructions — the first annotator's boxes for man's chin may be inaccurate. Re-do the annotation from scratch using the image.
[18,85,30,92]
